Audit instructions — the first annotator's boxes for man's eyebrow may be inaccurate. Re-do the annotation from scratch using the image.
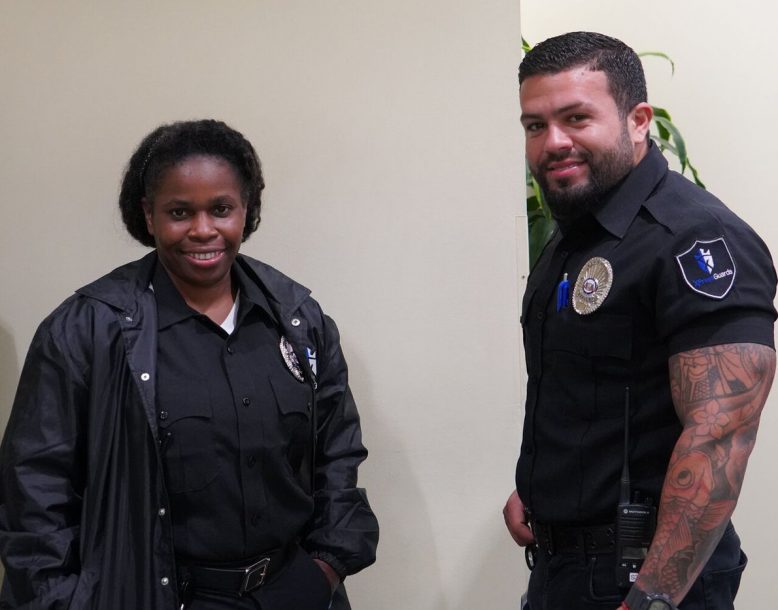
[520,101,594,122]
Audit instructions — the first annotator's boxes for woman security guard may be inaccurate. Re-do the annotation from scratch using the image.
[0,119,379,609]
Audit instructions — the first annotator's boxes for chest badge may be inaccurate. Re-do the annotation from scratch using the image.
[280,337,305,382]
[573,257,613,315]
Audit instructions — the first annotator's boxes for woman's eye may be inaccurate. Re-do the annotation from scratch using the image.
[213,205,231,217]
[169,208,188,219]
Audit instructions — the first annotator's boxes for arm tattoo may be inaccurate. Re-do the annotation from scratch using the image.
[637,343,775,602]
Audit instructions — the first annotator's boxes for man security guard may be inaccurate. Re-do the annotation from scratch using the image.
[503,32,776,610]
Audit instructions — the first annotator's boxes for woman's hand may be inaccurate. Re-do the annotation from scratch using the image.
[313,558,341,593]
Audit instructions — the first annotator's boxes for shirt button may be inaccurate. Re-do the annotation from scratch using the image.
[242,397,251,407]
[247,455,256,467]
[125,316,133,322]
[160,577,170,586]
[159,411,168,420]
[536,312,544,320]
[140,372,150,381]
[291,318,301,327]
[158,507,166,517]
[227,346,234,354]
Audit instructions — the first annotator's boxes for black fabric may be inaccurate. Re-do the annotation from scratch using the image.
[153,263,314,562]
[177,545,291,596]
[184,546,332,610]
[532,522,615,556]
[0,252,378,610]
[525,522,745,610]
[516,143,777,525]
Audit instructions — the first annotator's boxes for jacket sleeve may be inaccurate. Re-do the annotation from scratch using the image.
[0,312,88,609]
[301,313,379,578]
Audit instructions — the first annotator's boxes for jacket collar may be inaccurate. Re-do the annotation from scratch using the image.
[75,251,312,322]
[76,251,158,313]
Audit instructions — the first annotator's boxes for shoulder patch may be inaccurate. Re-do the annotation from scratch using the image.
[675,237,736,299]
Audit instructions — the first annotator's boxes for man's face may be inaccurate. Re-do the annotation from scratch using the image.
[520,68,640,222]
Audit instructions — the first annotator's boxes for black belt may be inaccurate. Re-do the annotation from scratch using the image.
[532,521,616,556]
[177,546,291,598]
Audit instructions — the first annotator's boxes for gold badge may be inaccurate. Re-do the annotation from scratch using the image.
[573,257,613,315]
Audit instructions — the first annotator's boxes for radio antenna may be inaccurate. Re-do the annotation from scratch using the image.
[620,386,631,505]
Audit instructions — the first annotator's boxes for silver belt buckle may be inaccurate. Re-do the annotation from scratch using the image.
[241,557,271,593]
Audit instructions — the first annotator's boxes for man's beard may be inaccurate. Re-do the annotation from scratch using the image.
[533,131,635,223]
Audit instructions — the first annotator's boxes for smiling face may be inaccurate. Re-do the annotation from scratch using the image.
[520,67,651,221]
[143,155,247,301]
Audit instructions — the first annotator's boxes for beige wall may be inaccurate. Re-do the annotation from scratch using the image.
[520,2,778,608]
[0,1,526,607]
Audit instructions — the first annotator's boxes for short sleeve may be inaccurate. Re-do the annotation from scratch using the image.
[654,211,777,354]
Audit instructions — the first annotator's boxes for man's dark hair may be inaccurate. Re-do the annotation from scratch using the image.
[519,31,647,116]
[119,119,265,247]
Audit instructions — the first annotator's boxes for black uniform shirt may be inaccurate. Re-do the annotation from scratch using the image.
[516,143,777,524]
[153,262,314,562]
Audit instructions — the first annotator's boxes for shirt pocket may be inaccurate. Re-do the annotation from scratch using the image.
[158,382,221,494]
[268,373,312,476]
[545,312,633,420]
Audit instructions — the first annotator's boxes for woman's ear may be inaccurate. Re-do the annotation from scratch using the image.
[142,197,155,237]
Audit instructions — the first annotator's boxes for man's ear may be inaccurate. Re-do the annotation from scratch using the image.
[629,102,653,144]
[142,197,154,236]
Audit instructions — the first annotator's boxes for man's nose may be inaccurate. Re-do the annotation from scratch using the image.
[544,124,573,153]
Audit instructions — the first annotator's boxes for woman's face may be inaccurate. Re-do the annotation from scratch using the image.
[143,155,247,298]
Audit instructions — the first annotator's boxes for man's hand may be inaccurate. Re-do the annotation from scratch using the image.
[503,490,535,546]
[313,558,340,593]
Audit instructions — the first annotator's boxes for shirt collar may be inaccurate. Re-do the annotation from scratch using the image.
[233,262,278,325]
[153,262,198,330]
[557,141,668,240]
[591,141,668,239]
[153,261,278,330]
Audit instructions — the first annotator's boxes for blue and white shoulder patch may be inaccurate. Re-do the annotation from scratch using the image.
[675,237,736,299]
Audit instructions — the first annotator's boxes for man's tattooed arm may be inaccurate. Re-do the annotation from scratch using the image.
[635,343,775,604]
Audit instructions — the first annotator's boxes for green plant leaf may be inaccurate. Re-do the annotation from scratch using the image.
[528,213,556,269]
[651,106,671,141]
[654,116,688,168]
[639,51,675,75]
[650,135,679,156]
[686,158,706,188]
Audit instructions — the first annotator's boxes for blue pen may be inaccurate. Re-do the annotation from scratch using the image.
[556,273,569,312]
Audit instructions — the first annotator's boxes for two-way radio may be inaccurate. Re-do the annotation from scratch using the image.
[615,387,657,589]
